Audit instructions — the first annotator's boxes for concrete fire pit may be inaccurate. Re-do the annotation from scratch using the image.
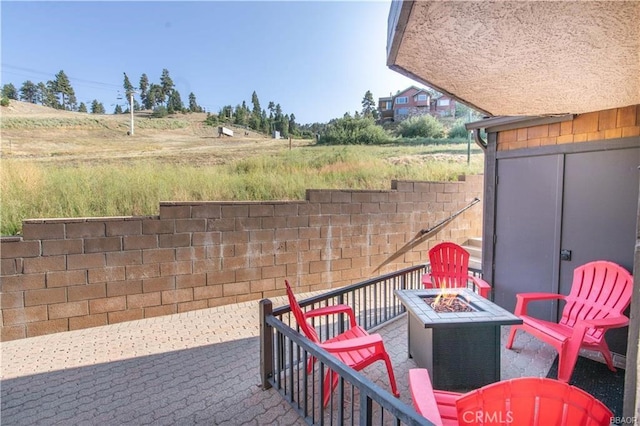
[395,288,522,391]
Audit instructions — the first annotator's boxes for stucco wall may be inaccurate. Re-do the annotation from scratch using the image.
[0,176,483,341]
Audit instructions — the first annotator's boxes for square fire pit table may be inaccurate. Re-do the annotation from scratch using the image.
[395,288,522,391]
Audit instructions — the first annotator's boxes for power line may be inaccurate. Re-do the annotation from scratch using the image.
[1,64,121,90]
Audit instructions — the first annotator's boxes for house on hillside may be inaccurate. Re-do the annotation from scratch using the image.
[378,85,456,123]
[387,0,639,418]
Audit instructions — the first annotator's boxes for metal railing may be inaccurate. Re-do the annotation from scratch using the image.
[259,264,485,425]
[260,265,432,425]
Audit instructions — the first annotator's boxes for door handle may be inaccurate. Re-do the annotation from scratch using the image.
[560,249,572,261]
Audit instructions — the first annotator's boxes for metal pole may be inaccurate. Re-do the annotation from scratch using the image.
[260,299,274,390]
[129,92,135,136]
[467,109,471,164]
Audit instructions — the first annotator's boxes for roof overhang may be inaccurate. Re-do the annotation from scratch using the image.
[387,0,640,117]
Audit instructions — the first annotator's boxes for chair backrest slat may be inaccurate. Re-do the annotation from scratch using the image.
[285,280,320,343]
[429,242,470,289]
[455,377,612,426]
[561,261,633,340]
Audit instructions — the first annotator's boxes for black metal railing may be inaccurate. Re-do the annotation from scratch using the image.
[260,265,432,425]
[259,264,485,425]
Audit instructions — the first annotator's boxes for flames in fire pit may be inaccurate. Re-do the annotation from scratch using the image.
[424,282,475,313]
[423,295,475,313]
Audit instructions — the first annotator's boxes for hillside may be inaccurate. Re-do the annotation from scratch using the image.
[1,100,308,166]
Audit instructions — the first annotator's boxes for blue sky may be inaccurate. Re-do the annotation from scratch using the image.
[1,1,419,124]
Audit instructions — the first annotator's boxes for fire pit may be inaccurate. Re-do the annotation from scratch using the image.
[395,288,522,391]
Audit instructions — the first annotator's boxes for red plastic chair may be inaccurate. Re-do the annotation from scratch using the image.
[506,260,633,382]
[422,242,491,298]
[409,368,613,426]
[284,280,399,407]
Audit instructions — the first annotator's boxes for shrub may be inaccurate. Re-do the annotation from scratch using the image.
[151,106,168,118]
[1,97,9,107]
[448,120,470,139]
[395,115,445,139]
[319,116,392,145]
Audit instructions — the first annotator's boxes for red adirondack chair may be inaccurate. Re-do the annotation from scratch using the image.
[423,242,491,298]
[284,280,399,407]
[506,260,633,382]
[409,368,612,426]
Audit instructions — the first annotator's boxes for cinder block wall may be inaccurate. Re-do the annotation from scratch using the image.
[0,176,483,341]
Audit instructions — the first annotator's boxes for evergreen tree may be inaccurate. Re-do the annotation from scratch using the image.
[159,69,174,105]
[19,80,38,103]
[267,101,275,119]
[139,73,149,109]
[53,70,75,109]
[147,83,163,109]
[2,83,18,100]
[114,104,123,114]
[123,73,134,98]
[78,102,88,113]
[43,81,58,108]
[188,92,200,112]
[234,102,248,126]
[249,91,262,130]
[361,90,377,119]
[91,99,105,114]
[219,105,233,122]
[167,89,184,113]
[67,93,78,111]
[288,113,297,136]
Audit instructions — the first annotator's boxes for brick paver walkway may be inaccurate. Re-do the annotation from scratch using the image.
[1,296,559,425]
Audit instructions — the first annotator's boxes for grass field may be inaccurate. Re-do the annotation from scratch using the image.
[1,100,483,235]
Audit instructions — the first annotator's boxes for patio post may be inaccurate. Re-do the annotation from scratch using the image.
[259,299,274,390]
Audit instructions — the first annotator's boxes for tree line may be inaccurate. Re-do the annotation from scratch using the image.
[0,68,204,116]
[205,90,300,138]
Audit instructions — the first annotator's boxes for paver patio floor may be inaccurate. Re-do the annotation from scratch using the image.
[1,296,560,425]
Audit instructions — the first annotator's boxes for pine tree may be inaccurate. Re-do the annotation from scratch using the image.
[2,83,18,100]
[78,102,88,113]
[288,113,297,136]
[147,83,163,109]
[114,104,123,114]
[167,90,184,114]
[361,90,377,119]
[160,69,174,106]
[91,99,105,114]
[139,73,149,109]
[123,73,134,98]
[188,92,200,112]
[19,81,38,103]
[42,81,58,108]
[53,70,75,110]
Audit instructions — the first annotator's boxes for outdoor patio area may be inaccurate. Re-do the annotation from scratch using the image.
[0,292,568,425]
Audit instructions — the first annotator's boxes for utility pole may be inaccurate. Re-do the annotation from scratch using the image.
[129,91,135,136]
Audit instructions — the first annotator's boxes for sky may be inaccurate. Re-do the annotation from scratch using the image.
[0,1,420,124]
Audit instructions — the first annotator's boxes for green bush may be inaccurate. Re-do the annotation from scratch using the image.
[1,97,9,107]
[151,106,168,118]
[448,120,470,139]
[319,116,392,145]
[395,115,445,139]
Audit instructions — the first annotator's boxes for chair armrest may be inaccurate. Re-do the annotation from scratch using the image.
[517,292,566,301]
[408,369,444,426]
[580,315,630,330]
[304,304,357,328]
[469,276,491,298]
[320,333,384,352]
[514,293,565,316]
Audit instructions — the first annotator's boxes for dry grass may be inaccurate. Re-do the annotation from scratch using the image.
[0,100,484,235]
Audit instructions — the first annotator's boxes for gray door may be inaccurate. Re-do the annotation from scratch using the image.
[494,155,563,320]
[559,147,640,354]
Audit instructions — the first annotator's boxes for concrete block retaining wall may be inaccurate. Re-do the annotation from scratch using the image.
[0,176,483,341]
